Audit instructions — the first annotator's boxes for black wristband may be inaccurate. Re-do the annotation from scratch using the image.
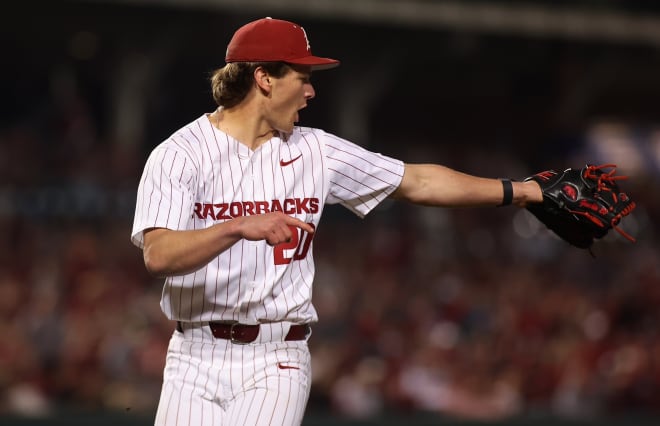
[498,178,513,207]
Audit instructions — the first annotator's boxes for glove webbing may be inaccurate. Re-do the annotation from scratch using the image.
[569,164,637,243]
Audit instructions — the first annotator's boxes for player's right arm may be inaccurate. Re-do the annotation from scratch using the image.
[142,212,314,278]
[133,143,314,278]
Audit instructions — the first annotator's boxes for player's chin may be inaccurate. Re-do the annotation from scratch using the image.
[276,123,296,134]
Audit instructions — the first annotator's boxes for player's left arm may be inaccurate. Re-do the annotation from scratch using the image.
[390,163,542,207]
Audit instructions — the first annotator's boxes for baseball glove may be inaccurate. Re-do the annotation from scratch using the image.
[524,164,636,249]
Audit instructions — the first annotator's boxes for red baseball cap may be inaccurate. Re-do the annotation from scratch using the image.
[225,17,340,71]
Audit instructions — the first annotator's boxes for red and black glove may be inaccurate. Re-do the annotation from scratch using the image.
[524,164,636,249]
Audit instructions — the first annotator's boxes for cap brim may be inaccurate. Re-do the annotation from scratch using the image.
[286,56,340,71]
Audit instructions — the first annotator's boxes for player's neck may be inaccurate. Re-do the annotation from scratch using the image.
[209,107,276,151]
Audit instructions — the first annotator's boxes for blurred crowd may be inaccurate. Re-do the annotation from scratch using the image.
[309,212,660,421]
[2,5,660,421]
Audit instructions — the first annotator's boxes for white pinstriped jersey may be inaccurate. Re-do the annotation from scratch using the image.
[131,113,404,324]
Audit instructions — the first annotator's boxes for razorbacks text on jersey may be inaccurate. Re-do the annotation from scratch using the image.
[132,113,405,326]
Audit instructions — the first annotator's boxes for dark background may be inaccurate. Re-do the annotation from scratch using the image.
[1,0,659,424]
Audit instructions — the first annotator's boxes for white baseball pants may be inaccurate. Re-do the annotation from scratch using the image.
[154,322,312,426]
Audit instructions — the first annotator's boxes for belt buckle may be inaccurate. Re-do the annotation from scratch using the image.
[229,322,250,345]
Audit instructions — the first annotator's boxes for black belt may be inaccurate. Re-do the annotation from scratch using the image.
[176,321,310,344]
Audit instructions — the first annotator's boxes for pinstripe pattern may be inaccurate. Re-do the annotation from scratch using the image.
[132,115,404,324]
[154,325,312,426]
[132,113,404,425]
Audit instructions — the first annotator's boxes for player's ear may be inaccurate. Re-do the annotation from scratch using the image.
[254,67,272,95]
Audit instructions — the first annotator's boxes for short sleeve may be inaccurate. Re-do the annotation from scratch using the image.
[131,146,197,248]
[324,134,405,217]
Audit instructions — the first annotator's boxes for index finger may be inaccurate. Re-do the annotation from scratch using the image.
[284,216,315,234]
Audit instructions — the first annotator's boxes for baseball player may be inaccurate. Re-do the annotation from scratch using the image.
[131,17,543,426]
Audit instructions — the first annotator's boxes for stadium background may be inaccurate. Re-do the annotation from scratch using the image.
[1,0,660,424]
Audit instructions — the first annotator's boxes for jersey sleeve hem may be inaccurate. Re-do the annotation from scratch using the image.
[343,159,405,218]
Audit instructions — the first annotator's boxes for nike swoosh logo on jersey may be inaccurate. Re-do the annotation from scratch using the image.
[279,154,302,167]
[277,363,300,370]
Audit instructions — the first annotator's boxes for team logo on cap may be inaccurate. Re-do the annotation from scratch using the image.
[298,25,311,52]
